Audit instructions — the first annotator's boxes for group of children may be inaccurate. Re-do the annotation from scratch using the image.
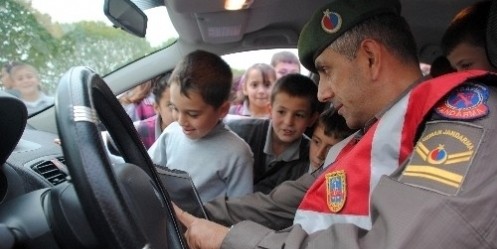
[132,73,175,149]
[143,49,355,203]
[229,51,301,118]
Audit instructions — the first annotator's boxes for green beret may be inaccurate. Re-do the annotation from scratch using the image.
[298,0,401,73]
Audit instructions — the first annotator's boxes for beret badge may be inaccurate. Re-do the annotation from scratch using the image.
[321,9,342,33]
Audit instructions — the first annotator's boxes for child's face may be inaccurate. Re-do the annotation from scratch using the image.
[11,67,40,95]
[154,87,174,131]
[169,83,228,140]
[274,62,300,79]
[309,124,341,170]
[243,69,274,110]
[447,42,496,72]
[270,92,317,144]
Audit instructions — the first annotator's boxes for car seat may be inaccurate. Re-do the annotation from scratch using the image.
[0,91,27,165]
[486,0,497,67]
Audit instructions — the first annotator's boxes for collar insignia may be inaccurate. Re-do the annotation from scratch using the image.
[326,170,346,212]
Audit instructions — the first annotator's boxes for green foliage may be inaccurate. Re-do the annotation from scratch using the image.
[45,21,154,93]
[0,0,59,67]
[1,0,158,95]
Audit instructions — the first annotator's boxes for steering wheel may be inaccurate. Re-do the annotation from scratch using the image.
[55,66,187,249]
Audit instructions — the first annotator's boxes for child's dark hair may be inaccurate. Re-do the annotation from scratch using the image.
[318,108,356,140]
[168,50,232,109]
[441,0,491,56]
[152,72,171,103]
[270,74,322,114]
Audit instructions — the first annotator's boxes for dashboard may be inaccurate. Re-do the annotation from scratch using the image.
[1,126,67,204]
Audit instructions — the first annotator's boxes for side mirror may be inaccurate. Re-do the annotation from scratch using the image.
[104,0,148,38]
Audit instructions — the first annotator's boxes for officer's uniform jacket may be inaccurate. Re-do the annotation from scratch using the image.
[221,70,497,249]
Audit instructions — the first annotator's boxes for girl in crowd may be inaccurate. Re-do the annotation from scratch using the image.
[10,63,54,115]
[229,63,276,118]
[119,77,157,121]
[133,73,175,149]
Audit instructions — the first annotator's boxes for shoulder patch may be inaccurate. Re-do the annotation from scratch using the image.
[326,170,346,212]
[399,121,483,195]
[435,83,489,120]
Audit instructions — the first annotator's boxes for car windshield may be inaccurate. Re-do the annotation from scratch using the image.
[1,0,177,116]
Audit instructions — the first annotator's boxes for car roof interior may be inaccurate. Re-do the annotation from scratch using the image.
[132,0,476,65]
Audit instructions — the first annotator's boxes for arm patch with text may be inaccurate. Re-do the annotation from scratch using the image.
[399,121,483,196]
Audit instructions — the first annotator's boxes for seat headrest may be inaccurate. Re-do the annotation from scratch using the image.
[0,92,27,165]
[486,0,497,68]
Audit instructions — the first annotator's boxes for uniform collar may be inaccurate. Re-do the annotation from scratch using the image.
[355,76,427,142]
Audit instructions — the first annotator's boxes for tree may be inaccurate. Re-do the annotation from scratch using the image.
[1,0,160,95]
[0,0,60,67]
[44,21,154,93]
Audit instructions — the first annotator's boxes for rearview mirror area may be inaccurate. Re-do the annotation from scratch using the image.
[104,0,148,38]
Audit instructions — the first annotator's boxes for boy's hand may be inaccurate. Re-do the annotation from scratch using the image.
[174,203,229,249]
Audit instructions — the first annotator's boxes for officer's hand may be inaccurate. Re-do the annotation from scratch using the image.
[174,203,229,249]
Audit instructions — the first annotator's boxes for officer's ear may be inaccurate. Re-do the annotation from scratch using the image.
[359,39,381,80]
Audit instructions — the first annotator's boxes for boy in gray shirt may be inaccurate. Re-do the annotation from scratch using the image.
[148,50,254,202]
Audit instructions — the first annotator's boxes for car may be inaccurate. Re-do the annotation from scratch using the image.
[0,0,486,248]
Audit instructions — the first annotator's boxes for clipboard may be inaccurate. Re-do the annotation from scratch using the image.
[155,166,210,220]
